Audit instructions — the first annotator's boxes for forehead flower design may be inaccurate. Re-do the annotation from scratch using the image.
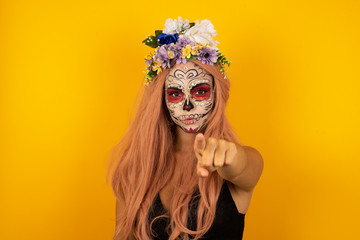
[142,17,231,85]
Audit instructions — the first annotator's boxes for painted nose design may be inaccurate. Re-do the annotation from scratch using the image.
[183,98,194,111]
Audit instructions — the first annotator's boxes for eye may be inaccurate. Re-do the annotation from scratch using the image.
[170,92,182,97]
[194,89,207,95]
[191,84,211,101]
[167,89,184,103]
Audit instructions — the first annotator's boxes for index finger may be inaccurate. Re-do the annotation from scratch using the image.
[194,133,206,155]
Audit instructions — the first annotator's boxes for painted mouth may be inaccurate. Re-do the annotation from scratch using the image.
[180,114,201,125]
[183,117,195,124]
[184,126,200,133]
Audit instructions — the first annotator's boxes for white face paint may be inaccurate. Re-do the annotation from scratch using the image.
[164,61,214,133]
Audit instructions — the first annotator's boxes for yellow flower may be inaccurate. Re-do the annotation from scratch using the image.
[191,46,198,55]
[168,50,175,59]
[197,42,204,49]
[152,61,162,74]
[182,45,192,59]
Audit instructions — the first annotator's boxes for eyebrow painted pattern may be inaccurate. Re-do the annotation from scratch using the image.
[166,64,211,83]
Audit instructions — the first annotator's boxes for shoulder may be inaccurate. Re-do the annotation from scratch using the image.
[226,180,254,215]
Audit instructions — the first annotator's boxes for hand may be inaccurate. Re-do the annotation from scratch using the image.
[194,133,238,178]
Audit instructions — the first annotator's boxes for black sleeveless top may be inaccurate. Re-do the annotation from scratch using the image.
[147,181,245,239]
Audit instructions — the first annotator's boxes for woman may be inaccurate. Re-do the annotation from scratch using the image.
[108,17,264,240]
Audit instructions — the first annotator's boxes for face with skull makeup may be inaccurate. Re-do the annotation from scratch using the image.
[164,61,215,133]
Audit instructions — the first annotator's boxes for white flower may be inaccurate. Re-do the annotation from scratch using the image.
[163,16,191,34]
[183,19,219,49]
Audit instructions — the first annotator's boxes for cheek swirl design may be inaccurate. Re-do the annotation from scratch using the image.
[192,98,212,108]
[203,102,213,111]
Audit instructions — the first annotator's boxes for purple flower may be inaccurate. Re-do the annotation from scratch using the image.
[198,47,218,65]
[169,44,187,64]
[155,45,171,69]
[176,36,194,48]
[145,58,153,67]
[176,56,187,64]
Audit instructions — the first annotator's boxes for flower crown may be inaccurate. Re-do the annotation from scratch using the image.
[143,17,231,86]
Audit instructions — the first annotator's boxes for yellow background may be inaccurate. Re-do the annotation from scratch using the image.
[1,0,359,239]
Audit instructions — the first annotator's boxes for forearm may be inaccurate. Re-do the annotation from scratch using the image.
[217,144,264,192]
[217,143,247,181]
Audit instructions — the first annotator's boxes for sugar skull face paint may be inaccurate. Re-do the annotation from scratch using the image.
[164,61,214,133]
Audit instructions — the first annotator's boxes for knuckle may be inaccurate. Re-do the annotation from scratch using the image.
[207,138,217,146]
[214,161,223,167]
[226,158,233,165]
[218,139,227,146]
[230,142,237,151]
[201,161,211,168]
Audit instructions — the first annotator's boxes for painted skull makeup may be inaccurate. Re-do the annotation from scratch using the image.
[164,61,214,133]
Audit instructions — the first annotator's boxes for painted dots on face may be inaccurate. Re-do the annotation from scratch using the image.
[167,88,184,103]
[166,84,186,106]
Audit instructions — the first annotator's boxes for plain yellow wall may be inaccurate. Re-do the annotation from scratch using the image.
[1,0,359,239]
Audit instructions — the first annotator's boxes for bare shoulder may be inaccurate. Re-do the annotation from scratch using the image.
[226,180,254,215]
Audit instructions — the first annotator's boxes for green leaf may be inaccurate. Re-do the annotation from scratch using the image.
[189,22,195,28]
[142,35,159,48]
[155,30,162,37]
[188,55,198,61]
[148,69,157,77]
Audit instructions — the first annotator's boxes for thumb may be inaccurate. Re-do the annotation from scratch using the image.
[194,133,206,154]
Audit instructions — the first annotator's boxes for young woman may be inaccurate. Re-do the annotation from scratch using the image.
[108,17,264,240]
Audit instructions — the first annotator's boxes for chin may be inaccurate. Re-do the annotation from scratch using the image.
[182,122,205,133]
[183,126,200,133]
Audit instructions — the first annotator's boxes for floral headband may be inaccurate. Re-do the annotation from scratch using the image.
[142,17,231,86]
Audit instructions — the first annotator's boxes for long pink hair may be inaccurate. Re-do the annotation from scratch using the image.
[107,59,240,240]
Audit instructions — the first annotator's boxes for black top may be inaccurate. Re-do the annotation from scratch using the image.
[148,181,245,240]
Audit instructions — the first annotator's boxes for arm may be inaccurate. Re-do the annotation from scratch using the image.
[194,134,264,192]
[219,144,264,192]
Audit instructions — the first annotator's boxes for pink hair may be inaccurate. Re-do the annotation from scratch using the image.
[107,59,240,240]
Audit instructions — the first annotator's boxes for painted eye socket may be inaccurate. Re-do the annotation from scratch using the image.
[170,92,182,97]
[167,89,184,103]
[194,89,207,95]
[191,84,211,101]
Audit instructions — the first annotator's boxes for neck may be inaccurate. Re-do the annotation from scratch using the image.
[174,126,197,152]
